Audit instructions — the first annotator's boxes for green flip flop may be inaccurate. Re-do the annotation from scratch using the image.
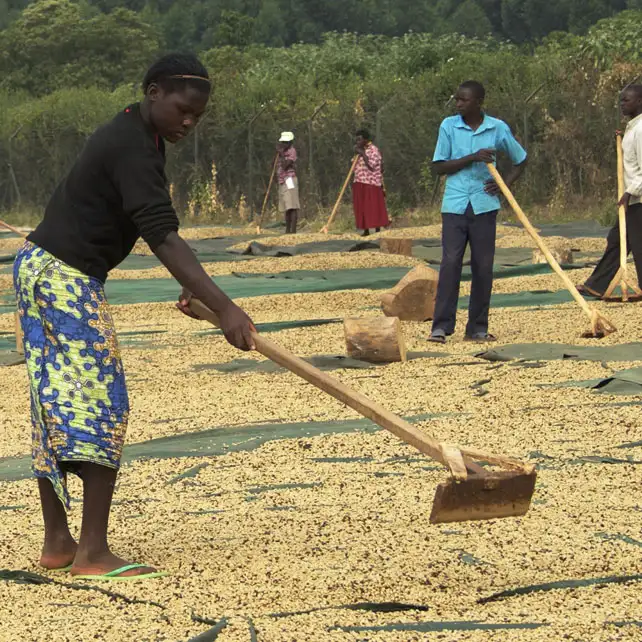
[45,564,73,573]
[72,563,168,582]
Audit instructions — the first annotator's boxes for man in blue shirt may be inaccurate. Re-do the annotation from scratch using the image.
[429,81,527,344]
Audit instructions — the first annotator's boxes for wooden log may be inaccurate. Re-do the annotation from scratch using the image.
[380,238,413,256]
[380,264,439,321]
[532,246,573,265]
[344,316,407,363]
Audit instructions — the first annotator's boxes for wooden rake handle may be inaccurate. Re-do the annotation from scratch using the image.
[616,133,627,275]
[256,154,279,233]
[0,220,27,237]
[189,298,474,477]
[321,155,359,234]
[615,132,629,294]
[486,163,615,334]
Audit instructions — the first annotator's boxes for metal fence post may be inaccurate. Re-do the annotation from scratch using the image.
[307,101,327,207]
[248,125,253,219]
[374,95,397,151]
[7,126,23,207]
[247,105,267,220]
[523,81,546,151]
[194,125,199,172]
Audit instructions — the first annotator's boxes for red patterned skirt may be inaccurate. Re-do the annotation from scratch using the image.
[352,182,390,230]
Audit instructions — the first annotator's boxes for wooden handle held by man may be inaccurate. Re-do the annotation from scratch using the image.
[486,163,616,336]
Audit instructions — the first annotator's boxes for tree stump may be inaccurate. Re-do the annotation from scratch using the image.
[533,247,573,265]
[380,264,439,321]
[380,238,413,256]
[344,317,407,363]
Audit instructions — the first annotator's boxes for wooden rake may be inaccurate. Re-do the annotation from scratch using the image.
[255,154,278,234]
[189,298,537,523]
[604,133,642,302]
[0,219,26,237]
[321,155,359,234]
[487,164,617,339]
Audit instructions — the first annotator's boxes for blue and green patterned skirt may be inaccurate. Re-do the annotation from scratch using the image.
[13,242,129,508]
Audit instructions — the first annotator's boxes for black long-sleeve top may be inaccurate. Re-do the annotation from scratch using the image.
[28,103,179,283]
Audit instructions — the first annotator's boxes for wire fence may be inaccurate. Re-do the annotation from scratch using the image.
[0,63,634,226]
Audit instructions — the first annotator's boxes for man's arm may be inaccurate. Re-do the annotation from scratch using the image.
[503,159,527,188]
[155,232,256,351]
[431,120,494,175]
[433,149,495,175]
[485,159,527,195]
[484,123,528,195]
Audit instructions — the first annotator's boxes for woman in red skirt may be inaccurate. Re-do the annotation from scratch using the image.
[352,129,390,236]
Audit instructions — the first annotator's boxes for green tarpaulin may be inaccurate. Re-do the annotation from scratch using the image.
[0,569,165,608]
[0,412,449,482]
[477,342,642,363]
[120,237,257,270]
[478,573,642,604]
[1,262,596,314]
[543,366,642,395]
[194,351,445,374]
[196,318,341,335]
[232,238,382,256]
[0,334,23,367]
[518,220,610,238]
[330,621,548,633]
[1,319,346,365]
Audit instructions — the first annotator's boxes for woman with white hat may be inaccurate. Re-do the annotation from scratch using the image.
[277,131,300,233]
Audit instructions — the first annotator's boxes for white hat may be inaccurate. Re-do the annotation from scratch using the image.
[279,131,295,142]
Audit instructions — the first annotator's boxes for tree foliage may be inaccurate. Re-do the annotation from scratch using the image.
[0,0,633,49]
[1,2,642,218]
[0,0,159,95]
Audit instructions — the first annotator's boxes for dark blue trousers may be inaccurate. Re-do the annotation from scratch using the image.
[584,203,642,294]
[431,204,497,337]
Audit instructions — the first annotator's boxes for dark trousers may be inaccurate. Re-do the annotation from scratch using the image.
[584,203,642,294]
[432,204,497,337]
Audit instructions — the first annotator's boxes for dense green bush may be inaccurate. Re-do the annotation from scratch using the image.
[1,3,641,221]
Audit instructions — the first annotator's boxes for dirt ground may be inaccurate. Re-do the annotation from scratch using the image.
[1,225,641,641]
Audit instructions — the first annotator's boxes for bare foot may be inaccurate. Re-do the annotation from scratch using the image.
[40,535,78,570]
[71,551,156,577]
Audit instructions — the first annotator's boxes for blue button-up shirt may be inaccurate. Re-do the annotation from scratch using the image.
[433,114,527,215]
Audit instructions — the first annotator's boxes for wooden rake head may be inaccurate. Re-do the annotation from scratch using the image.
[429,445,537,524]
[580,310,617,339]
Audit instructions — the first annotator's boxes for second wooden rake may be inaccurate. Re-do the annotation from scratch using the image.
[487,163,616,338]
[603,133,642,301]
